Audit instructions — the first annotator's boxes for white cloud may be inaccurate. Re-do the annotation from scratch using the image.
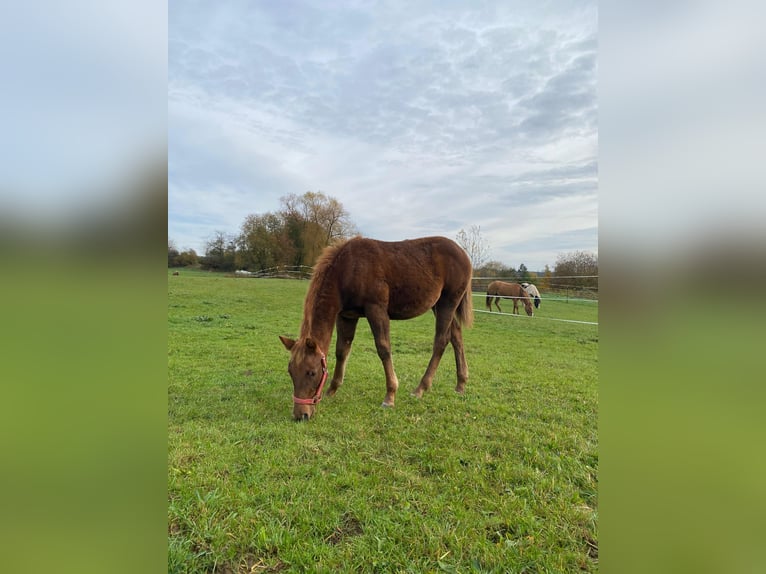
[169,1,598,269]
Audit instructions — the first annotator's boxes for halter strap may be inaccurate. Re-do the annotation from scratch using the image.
[292,352,329,406]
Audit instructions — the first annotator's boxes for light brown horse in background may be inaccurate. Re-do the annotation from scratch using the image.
[279,236,474,421]
[486,280,534,316]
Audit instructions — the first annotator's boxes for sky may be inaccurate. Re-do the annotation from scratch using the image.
[168,0,597,271]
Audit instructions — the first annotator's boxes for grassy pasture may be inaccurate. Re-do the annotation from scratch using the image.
[168,270,598,573]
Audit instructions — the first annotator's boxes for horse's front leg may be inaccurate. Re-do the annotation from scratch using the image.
[327,315,359,397]
[365,307,398,407]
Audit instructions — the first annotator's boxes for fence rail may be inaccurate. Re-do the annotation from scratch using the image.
[233,265,313,279]
[232,269,599,301]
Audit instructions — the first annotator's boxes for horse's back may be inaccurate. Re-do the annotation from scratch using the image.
[487,280,518,296]
[333,236,472,319]
[342,236,469,282]
[487,280,502,295]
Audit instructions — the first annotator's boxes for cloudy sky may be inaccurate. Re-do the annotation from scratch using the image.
[169,1,597,271]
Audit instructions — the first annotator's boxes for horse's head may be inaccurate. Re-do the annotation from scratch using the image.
[523,297,534,316]
[279,335,328,421]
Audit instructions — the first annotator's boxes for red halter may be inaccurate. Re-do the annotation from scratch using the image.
[292,352,329,406]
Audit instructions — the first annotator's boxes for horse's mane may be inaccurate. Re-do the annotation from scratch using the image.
[299,239,351,339]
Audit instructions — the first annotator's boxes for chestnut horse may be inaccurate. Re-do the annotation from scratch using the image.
[485,280,534,316]
[279,236,473,421]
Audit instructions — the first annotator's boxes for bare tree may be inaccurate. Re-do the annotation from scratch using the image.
[168,238,179,267]
[456,225,490,269]
[553,250,598,290]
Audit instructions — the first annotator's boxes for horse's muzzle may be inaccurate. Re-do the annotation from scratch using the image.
[293,404,315,421]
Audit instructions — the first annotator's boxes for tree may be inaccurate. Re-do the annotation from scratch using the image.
[474,260,516,278]
[176,249,198,267]
[202,231,237,271]
[472,259,516,292]
[195,192,357,272]
[236,213,295,271]
[455,225,490,269]
[553,251,598,290]
[279,191,357,266]
[539,265,553,291]
[168,239,180,267]
[517,263,530,282]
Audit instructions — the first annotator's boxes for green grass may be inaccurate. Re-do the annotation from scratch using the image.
[168,270,598,573]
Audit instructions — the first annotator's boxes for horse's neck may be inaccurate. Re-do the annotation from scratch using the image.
[300,282,339,353]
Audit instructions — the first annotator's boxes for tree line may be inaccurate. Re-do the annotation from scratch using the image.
[471,251,598,291]
[168,191,597,291]
[168,191,357,272]
[455,224,597,292]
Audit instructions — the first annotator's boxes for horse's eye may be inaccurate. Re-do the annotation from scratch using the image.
[307,370,316,377]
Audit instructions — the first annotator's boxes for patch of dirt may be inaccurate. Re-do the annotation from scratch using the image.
[584,532,598,560]
[167,519,183,536]
[325,512,364,545]
[485,522,518,543]
[177,453,202,466]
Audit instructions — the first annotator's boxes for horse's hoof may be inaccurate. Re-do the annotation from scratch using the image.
[381,402,394,408]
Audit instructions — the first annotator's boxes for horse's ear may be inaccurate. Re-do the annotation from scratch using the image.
[279,335,295,350]
[305,337,317,351]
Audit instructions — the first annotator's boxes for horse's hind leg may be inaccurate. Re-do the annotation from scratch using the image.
[493,297,502,313]
[450,319,468,394]
[327,315,358,397]
[413,304,454,398]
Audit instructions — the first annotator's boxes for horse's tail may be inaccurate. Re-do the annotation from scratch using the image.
[458,284,474,328]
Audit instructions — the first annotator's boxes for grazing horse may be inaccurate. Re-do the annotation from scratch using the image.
[485,280,534,316]
[279,236,473,421]
[521,282,541,309]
